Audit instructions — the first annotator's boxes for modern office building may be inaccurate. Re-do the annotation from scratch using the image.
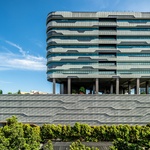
[46,11,150,94]
[1,12,150,126]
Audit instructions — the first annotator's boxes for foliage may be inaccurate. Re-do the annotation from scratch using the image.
[0,89,3,94]
[0,116,41,150]
[0,117,150,149]
[0,128,9,150]
[40,124,62,141]
[7,92,12,94]
[23,124,41,150]
[110,138,149,150]
[17,90,21,94]
[43,140,53,150]
[79,86,86,94]
[2,116,26,150]
[110,125,150,150]
[40,122,150,145]
[70,140,99,150]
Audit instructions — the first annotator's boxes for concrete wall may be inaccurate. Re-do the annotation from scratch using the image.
[0,94,150,125]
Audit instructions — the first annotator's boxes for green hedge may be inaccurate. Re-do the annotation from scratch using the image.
[40,122,150,143]
[0,117,150,149]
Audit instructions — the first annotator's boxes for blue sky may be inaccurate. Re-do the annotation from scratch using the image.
[0,0,150,94]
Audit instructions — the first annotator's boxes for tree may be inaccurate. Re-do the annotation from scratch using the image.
[17,90,21,94]
[2,116,41,150]
[43,140,53,150]
[2,116,26,150]
[0,128,9,150]
[0,90,3,94]
[23,124,41,150]
[7,92,12,94]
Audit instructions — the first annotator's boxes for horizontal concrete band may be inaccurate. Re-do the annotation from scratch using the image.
[0,95,150,126]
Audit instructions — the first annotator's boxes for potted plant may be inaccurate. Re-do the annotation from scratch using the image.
[79,86,85,94]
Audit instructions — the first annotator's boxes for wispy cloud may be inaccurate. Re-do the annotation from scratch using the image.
[0,80,13,84]
[0,40,46,71]
[5,40,26,56]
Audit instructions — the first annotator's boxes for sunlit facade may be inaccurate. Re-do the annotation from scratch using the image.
[46,11,150,94]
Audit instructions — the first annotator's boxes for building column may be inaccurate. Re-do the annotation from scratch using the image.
[110,82,113,94]
[60,83,64,94]
[95,78,99,94]
[136,78,140,94]
[116,78,119,94]
[67,78,71,94]
[146,81,149,94]
[128,81,131,94]
[52,78,56,94]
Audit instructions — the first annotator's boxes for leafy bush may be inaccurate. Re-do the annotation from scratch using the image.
[43,140,53,150]
[70,140,99,150]
[0,117,150,149]
[0,116,41,150]
[110,138,149,150]
[40,122,150,143]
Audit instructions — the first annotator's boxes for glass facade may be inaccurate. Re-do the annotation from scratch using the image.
[46,12,150,78]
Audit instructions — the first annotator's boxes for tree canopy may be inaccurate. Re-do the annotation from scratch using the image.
[0,116,41,150]
[0,90,2,94]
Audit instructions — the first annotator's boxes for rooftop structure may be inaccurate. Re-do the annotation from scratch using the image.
[21,90,49,94]
[46,11,150,94]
